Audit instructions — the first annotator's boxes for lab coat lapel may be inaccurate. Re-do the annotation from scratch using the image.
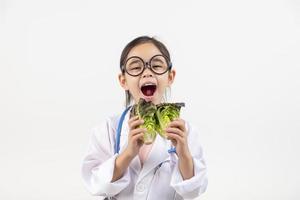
[137,134,170,183]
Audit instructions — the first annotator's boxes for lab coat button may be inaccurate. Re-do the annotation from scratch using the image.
[136,183,146,192]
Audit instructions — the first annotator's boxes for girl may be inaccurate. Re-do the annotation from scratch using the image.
[81,36,208,200]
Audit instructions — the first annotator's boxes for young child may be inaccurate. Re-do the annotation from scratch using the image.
[81,36,208,200]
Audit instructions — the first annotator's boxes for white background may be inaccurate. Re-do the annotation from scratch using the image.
[1,0,300,199]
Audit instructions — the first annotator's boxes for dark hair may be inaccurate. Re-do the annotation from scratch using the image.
[120,36,172,107]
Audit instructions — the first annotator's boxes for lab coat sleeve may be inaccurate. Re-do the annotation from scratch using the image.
[170,123,208,199]
[81,118,131,197]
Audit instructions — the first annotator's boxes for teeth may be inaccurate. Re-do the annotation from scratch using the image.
[142,83,156,87]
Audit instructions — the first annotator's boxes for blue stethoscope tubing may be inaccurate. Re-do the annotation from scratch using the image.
[115,106,176,154]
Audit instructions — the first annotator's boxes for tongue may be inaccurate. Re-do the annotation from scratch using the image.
[141,85,156,96]
[145,89,153,96]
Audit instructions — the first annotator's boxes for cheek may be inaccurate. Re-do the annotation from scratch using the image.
[156,82,170,96]
[125,76,138,86]
[158,77,170,88]
[126,80,140,93]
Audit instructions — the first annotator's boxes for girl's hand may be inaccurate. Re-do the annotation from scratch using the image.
[112,116,145,182]
[124,116,145,158]
[165,118,191,159]
[165,118,194,180]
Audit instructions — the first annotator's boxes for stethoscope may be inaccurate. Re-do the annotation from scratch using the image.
[114,106,176,154]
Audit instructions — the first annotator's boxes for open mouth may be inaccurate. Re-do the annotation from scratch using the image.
[141,83,157,96]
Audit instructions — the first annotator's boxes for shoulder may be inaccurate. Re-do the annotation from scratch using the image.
[105,114,120,133]
[89,114,121,139]
[85,114,122,153]
[184,121,200,137]
[184,121,205,149]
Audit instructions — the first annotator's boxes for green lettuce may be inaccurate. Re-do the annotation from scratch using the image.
[156,102,185,138]
[130,99,158,144]
[130,98,185,144]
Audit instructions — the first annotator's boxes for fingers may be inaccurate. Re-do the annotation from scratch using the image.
[128,115,139,123]
[165,127,184,143]
[167,118,186,132]
[128,116,144,130]
[165,118,186,142]
[166,132,183,143]
[165,127,184,137]
[131,132,144,141]
[128,116,139,125]
[127,116,146,146]
[130,127,147,137]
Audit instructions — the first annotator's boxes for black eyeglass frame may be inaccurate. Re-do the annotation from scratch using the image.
[121,54,172,77]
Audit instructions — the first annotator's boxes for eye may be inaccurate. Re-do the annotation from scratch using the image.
[130,66,142,70]
[152,65,163,69]
[150,55,168,70]
[127,61,143,71]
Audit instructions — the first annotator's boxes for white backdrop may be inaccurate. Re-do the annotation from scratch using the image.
[0,0,299,199]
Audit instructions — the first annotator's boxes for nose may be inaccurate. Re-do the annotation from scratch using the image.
[142,63,153,78]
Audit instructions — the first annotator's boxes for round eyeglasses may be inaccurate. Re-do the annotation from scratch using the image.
[122,54,172,77]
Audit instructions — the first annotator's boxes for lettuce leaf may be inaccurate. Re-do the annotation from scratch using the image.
[130,98,157,144]
[130,99,185,144]
[156,102,185,138]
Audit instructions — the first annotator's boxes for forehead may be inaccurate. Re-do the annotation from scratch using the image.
[126,42,162,60]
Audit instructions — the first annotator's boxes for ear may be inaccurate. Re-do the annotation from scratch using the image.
[167,69,176,86]
[118,73,129,90]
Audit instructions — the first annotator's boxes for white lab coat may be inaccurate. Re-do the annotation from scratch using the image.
[81,111,208,200]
